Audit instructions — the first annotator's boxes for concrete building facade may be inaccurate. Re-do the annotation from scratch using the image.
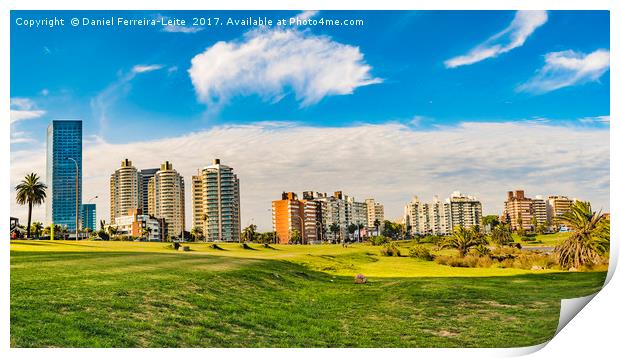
[191,159,240,242]
[148,161,185,239]
[110,159,141,223]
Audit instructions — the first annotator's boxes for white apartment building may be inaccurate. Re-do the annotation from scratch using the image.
[404,192,482,236]
[365,198,385,234]
[192,159,241,242]
[110,159,141,223]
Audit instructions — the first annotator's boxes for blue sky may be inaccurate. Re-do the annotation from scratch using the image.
[10,10,610,229]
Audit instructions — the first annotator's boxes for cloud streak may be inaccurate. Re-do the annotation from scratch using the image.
[188,28,382,108]
[10,121,609,232]
[517,49,610,94]
[445,10,548,68]
[10,98,46,124]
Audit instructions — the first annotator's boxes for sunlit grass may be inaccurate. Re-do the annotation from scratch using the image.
[10,240,606,347]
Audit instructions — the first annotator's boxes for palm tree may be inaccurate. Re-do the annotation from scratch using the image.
[15,173,47,239]
[555,201,609,269]
[373,219,381,236]
[441,226,487,257]
[489,223,513,247]
[31,221,44,239]
[242,224,257,243]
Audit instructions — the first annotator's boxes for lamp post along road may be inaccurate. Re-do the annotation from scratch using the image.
[67,157,79,240]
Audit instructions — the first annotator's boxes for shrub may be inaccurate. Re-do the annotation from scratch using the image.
[369,235,390,246]
[490,247,520,261]
[409,245,434,261]
[473,245,491,257]
[380,243,401,257]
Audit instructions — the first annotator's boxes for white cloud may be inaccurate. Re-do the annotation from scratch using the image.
[91,64,164,135]
[131,64,163,73]
[578,115,610,124]
[10,121,609,232]
[10,98,45,143]
[409,115,430,127]
[10,110,45,124]
[517,49,610,94]
[296,10,319,21]
[445,10,548,68]
[188,28,382,108]
[162,25,203,33]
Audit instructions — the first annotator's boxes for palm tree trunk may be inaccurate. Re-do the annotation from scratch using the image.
[26,201,32,239]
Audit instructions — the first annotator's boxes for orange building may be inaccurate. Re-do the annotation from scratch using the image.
[272,192,322,244]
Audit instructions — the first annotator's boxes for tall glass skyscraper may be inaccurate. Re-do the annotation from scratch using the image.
[81,204,96,231]
[46,120,82,232]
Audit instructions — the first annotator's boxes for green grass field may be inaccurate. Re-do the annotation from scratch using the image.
[10,240,607,347]
[512,232,571,246]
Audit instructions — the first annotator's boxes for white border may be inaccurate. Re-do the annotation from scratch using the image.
[2,1,616,357]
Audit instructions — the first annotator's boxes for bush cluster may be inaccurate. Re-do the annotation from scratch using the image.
[434,248,560,270]
[380,243,401,257]
[368,235,390,246]
[434,255,494,268]
[408,245,434,261]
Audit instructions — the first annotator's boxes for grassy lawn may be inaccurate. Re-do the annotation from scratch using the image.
[512,232,571,246]
[10,240,606,347]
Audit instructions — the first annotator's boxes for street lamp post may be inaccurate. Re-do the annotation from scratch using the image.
[67,157,79,240]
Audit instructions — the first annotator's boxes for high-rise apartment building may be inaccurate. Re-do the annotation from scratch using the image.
[404,192,480,236]
[404,196,451,236]
[46,120,82,232]
[547,195,574,224]
[532,195,549,226]
[302,191,368,242]
[148,161,185,239]
[449,191,483,229]
[365,198,385,233]
[271,192,323,244]
[81,203,96,231]
[503,190,548,231]
[110,159,141,223]
[191,159,240,242]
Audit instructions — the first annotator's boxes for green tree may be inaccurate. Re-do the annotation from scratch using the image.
[241,224,257,243]
[531,216,538,233]
[31,221,43,239]
[290,229,301,244]
[373,219,381,235]
[15,173,47,239]
[191,227,204,241]
[347,223,357,241]
[441,226,487,257]
[489,223,513,247]
[482,215,500,230]
[382,220,402,240]
[555,201,609,269]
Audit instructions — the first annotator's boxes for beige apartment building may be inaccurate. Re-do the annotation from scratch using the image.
[110,159,141,223]
[365,198,385,233]
[148,161,185,239]
[547,195,574,224]
[503,190,549,231]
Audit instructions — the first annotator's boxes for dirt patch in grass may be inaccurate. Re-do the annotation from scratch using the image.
[435,330,459,338]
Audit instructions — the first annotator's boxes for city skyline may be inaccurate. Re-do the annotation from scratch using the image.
[10,10,610,231]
